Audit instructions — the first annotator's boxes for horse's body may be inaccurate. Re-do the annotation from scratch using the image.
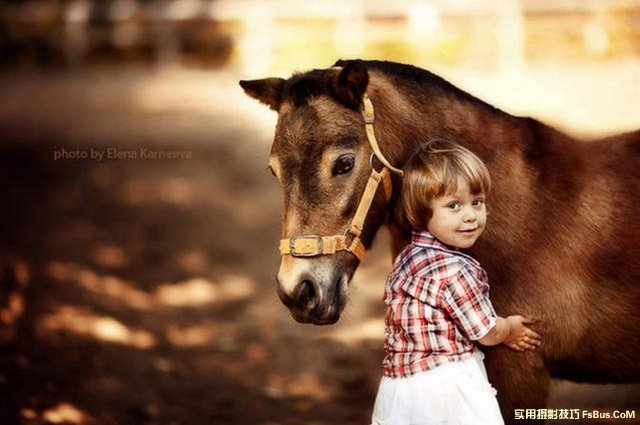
[241,60,640,422]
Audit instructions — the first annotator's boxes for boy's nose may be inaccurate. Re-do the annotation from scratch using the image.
[463,207,477,222]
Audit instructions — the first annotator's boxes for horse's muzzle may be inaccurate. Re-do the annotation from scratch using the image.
[276,259,350,325]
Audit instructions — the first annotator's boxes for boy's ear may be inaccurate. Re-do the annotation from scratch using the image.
[328,60,369,110]
[239,78,286,111]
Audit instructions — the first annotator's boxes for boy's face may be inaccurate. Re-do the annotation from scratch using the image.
[427,178,487,249]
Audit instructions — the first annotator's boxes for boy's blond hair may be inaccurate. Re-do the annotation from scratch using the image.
[397,140,491,232]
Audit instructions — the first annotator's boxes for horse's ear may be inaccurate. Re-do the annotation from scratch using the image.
[239,78,286,111]
[329,60,369,110]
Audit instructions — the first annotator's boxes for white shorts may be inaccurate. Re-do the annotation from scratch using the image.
[370,353,504,425]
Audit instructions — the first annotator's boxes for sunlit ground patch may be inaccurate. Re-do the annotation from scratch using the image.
[37,305,156,349]
[0,260,30,341]
[46,261,256,309]
[46,261,153,310]
[173,249,210,274]
[165,320,218,347]
[89,243,128,269]
[154,275,255,307]
[43,403,90,424]
[0,292,24,326]
[318,318,385,346]
[263,372,335,403]
[22,402,92,424]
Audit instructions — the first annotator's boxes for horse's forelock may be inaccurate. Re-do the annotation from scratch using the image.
[283,69,335,108]
[281,64,371,111]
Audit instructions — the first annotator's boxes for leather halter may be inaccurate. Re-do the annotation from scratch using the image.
[278,94,404,262]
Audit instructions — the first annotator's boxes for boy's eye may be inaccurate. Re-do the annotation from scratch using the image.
[473,199,485,206]
[332,155,355,176]
[447,201,461,209]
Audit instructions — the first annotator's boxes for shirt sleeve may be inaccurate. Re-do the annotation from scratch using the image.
[440,265,497,341]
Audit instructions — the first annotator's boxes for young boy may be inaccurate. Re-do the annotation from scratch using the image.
[371,140,541,425]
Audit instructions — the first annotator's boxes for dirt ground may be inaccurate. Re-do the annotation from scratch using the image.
[0,65,638,425]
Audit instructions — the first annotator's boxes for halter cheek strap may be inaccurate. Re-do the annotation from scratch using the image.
[278,93,403,262]
[362,94,405,176]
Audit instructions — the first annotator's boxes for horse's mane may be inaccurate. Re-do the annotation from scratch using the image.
[334,59,456,93]
[280,59,510,122]
[333,59,502,115]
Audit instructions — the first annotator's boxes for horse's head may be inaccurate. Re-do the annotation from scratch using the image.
[240,60,402,325]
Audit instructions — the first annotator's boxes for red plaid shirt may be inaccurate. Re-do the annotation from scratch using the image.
[383,231,497,378]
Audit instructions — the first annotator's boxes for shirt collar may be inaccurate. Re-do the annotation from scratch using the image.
[411,231,481,266]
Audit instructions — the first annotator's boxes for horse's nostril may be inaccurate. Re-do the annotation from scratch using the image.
[295,280,317,309]
[277,286,294,308]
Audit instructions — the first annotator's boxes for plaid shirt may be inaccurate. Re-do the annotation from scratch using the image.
[383,231,497,378]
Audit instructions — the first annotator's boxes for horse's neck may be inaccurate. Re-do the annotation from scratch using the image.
[376,82,539,255]
[386,219,410,260]
[373,78,525,161]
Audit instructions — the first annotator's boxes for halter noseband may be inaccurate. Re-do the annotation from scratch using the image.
[278,94,404,262]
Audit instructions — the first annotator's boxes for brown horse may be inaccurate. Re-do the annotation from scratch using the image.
[240,59,640,422]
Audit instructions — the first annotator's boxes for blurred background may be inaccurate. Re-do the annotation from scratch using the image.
[1,1,639,424]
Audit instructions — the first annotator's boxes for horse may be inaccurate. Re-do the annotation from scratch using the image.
[239,59,640,422]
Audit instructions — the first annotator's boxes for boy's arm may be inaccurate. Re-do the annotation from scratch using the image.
[439,267,541,351]
[478,315,542,351]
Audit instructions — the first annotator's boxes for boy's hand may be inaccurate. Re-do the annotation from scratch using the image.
[504,315,541,352]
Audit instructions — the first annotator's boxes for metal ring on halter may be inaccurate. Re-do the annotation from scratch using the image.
[369,152,383,172]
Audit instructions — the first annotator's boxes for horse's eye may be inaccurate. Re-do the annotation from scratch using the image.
[266,165,278,179]
[332,155,355,176]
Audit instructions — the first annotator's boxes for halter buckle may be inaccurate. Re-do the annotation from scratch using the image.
[289,235,324,257]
